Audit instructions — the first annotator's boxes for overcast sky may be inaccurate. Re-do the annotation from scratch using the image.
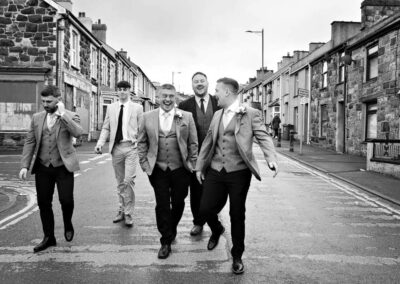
[72,0,362,94]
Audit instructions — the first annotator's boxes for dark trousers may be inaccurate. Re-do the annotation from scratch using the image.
[35,163,74,237]
[200,168,252,258]
[149,166,190,245]
[274,128,279,137]
[189,173,205,226]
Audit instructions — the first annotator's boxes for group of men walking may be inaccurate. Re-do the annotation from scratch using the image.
[19,72,278,275]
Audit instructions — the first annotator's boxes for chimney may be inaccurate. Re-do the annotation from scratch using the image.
[54,0,72,11]
[256,68,273,79]
[361,0,400,29]
[78,12,93,32]
[119,49,128,59]
[309,42,325,52]
[92,19,107,43]
[249,77,256,83]
[281,53,293,66]
[331,21,361,46]
[293,50,309,61]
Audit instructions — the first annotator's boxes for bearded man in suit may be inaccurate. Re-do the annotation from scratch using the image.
[138,83,198,259]
[19,85,84,253]
[178,72,220,236]
[95,81,143,227]
[195,77,278,274]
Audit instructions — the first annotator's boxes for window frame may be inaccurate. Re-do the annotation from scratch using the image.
[70,29,79,68]
[322,61,328,88]
[320,104,328,137]
[338,52,345,84]
[365,100,378,141]
[366,44,378,81]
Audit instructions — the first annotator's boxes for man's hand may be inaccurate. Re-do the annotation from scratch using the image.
[268,161,278,178]
[55,101,66,116]
[94,145,102,154]
[19,168,28,180]
[196,171,205,184]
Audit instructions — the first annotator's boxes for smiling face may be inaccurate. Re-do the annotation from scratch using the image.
[117,87,130,103]
[192,73,209,98]
[41,95,59,113]
[160,88,176,112]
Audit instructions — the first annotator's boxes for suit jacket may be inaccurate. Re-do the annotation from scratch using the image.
[195,106,277,181]
[178,95,220,145]
[138,108,198,175]
[21,110,84,174]
[97,101,143,152]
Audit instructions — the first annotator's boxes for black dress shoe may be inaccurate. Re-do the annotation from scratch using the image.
[158,244,171,259]
[190,225,203,236]
[64,227,74,242]
[232,257,244,274]
[207,226,225,250]
[33,236,56,253]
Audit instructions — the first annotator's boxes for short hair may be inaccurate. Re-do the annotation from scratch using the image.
[192,72,207,80]
[117,80,131,89]
[217,77,239,94]
[160,83,176,92]
[41,85,61,97]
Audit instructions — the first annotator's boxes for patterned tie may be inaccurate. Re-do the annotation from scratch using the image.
[223,109,232,129]
[162,112,171,132]
[115,105,124,143]
[48,114,57,130]
[200,98,205,114]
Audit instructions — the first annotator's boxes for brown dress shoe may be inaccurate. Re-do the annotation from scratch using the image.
[207,226,225,250]
[232,257,244,274]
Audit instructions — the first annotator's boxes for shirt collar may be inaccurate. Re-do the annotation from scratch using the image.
[118,100,129,108]
[195,94,209,106]
[159,107,175,117]
[226,99,240,114]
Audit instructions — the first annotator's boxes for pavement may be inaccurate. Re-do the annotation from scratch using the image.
[1,139,399,216]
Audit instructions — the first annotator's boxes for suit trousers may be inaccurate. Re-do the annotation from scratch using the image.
[149,166,190,245]
[111,142,138,216]
[200,168,252,258]
[189,173,205,226]
[35,163,74,237]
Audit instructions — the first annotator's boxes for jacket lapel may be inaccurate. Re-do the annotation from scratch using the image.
[153,109,160,142]
[37,112,47,143]
[190,97,197,122]
[212,110,223,143]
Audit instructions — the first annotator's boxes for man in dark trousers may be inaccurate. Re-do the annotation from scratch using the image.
[19,85,83,253]
[272,114,281,138]
[179,72,220,236]
[196,78,278,274]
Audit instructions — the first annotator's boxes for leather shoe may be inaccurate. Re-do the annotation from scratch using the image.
[207,226,225,250]
[64,225,74,242]
[33,236,56,253]
[190,225,203,236]
[232,257,244,274]
[113,211,124,223]
[124,214,133,227]
[158,244,171,259]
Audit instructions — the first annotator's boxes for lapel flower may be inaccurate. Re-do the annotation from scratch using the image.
[235,105,247,117]
[174,110,183,119]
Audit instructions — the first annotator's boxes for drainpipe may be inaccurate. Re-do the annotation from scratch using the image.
[343,63,348,153]
[55,16,65,89]
[307,63,312,144]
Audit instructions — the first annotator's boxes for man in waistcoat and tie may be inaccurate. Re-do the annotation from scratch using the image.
[178,72,220,236]
[95,80,143,227]
[196,77,278,274]
[19,85,84,253]
[138,84,198,259]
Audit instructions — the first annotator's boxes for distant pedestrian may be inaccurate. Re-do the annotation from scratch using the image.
[272,114,281,138]
[95,81,143,227]
[19,85,84,253]
[178,72,220,237]
[138,84,198,259]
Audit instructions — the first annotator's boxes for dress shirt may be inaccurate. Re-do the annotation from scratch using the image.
[195,94,210,111]
[118,101,129,141]
[222,99,240,128]
[46,112,58,130]
[159,108,175,133]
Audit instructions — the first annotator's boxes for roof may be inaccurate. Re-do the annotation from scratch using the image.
[243,72,273,92]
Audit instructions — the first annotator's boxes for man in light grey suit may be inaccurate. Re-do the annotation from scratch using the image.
[196,77,278,274]
[138,83,198,259]
[95,81,143,227]
[19,85,84,253]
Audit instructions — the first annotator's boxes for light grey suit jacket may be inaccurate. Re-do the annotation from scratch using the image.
[21,110,84,174]
[195,106,277,181]
[96,101,143,152]
[137,109,198,175]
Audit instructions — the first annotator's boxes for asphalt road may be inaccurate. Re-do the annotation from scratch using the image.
[1,147,400,283]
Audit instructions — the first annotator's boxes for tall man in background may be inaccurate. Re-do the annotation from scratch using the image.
[179,72,220,236]
[95,81,143,227]
[19,85,84,253]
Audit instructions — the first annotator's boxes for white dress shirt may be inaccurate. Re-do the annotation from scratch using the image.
[118,101,129,141]
[46,112,58,130]
[159,108,175,133]
[223,99,240,128]
[195,94,210,111]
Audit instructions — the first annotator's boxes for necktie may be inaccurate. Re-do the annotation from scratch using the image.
[48,114,57,130]
[115,105,124,143]
[162,112,170,132]
[223,109,231,129]
[200,98,205,114]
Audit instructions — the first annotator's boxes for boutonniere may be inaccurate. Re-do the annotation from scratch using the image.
[235,106,247,118]
[174,110,183,119]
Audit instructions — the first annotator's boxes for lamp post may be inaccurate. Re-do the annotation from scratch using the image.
[172,71,181,86]
[246,29,264,74]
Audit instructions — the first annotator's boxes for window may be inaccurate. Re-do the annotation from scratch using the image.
[101,57,108,86]
[71,31,79,67]
[322,61,328,88]
[110,63,115,89]
[366,101,377,140]
[320,104,328,137]
[90,48,97,79]
[338,52,345,83]
[294,73,298,97]
[367,44,378,81]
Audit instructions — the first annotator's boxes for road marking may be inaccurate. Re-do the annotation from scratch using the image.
[74,173,81,178]
[79,161,90,164]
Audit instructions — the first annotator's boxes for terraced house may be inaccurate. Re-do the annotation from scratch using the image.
[0,0,156,148]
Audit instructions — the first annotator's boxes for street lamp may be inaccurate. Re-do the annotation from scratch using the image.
[172,71,181,86]
[246,29,264,74]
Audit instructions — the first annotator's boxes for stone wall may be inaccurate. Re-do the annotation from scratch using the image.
[361,0,400,29]
[0,0,57,71]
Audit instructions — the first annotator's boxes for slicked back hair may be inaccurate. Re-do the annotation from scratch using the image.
[160,83,176,92]
[217,77,239,94]
[41,85,61,98]
[192,72,207,80]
